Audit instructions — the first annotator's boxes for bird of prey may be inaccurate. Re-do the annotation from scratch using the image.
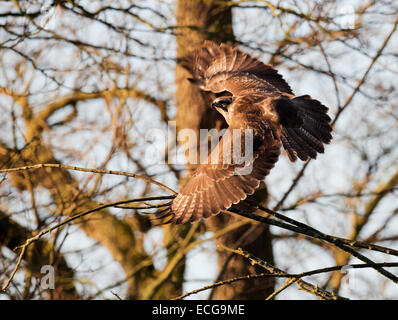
[168,41,332,224]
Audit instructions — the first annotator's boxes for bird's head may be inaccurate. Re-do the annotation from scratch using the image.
[211,95,234,123]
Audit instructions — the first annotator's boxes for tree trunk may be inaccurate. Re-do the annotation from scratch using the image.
[175,0,275,299]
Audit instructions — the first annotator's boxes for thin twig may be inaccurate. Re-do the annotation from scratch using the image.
[0,163,176,194]
[175,245,398,300]
[219,245,346,300]
[273,18,398,210]
[1,246,26,292]
[0,196,173,293]
[245,200,398,257]
[266,278,298,300]
[227,208,398,284]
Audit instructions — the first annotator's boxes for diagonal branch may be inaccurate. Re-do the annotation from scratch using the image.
[227,207,398,285]
[0,163,176,195]
[0,195,173,293]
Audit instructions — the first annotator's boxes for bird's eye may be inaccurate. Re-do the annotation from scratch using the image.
[211,99,230,111]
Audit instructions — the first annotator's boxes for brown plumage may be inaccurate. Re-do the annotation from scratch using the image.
[168,41,332,224]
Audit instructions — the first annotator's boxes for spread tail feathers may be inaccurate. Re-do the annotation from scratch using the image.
[279,95,333,161]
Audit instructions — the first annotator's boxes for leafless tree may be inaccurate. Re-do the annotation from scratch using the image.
[0,0,397,300]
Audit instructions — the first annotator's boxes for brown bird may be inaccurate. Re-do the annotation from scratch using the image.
[168,41,332,224]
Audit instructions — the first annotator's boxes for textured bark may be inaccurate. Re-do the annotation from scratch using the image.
[175,0,275,299]
[208,183,275,299]
[175,0,232,150]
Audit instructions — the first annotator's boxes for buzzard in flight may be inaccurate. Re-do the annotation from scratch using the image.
[168,41,332,224]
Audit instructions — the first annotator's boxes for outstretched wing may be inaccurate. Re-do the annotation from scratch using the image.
[169,42,333,224]
[180,41,293,94]
[170,125,281,224]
